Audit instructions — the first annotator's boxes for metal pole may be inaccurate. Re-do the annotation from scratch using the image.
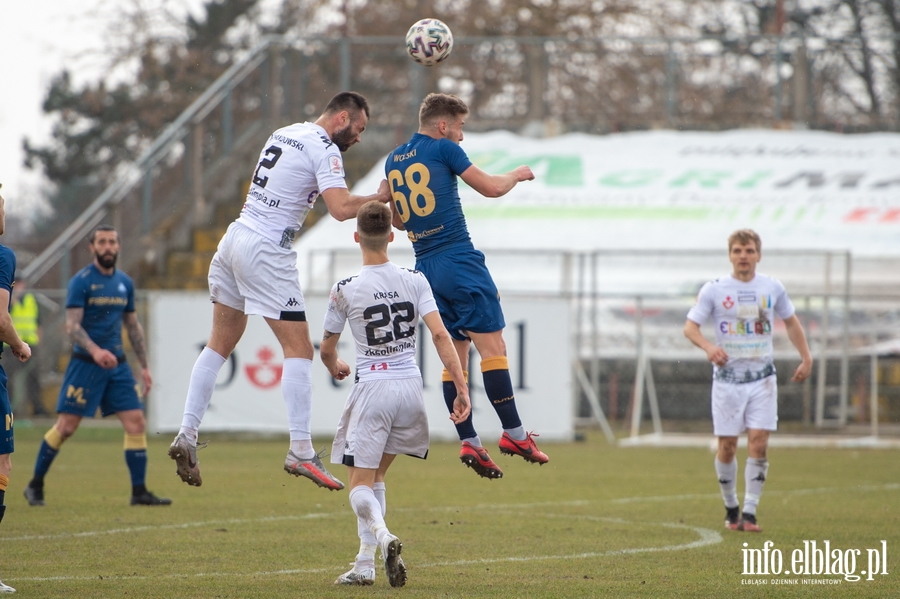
[589,252,600,413]
[838,252,851,426]
[815,254,831,427]
[141,171,152,234]
[630,296,645,438]
[870,347,879,439]
[802,295,812,426]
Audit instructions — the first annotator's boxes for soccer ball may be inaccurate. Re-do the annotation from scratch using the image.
[405,18,454,66]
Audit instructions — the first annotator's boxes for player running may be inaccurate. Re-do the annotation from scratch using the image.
[385,93,548,480]
[168,92,390,491]
[684,229,812,532]
[321,201,469,587]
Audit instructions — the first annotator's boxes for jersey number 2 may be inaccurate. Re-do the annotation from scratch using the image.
[252,145,283,188]
[388,164,436,223]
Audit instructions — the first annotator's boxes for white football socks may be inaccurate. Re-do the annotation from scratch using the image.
[179,347,227,442]
[282,358,314,459]
[714,457,739,509]
[743,457,769,515]
[350,485,391,544]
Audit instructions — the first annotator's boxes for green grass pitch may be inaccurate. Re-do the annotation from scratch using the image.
[3,426,897,598]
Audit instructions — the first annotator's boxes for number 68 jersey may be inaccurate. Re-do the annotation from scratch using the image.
[385,133,475,259]
[323,262,438,382]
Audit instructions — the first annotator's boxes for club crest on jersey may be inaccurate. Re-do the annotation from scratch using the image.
[329,155,343,175]
[722,296,734,309]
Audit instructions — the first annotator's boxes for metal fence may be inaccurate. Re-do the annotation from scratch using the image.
[23,32,900,291]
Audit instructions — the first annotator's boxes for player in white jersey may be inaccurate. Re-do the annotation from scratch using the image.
[168,92,391,492]
[684,229,812,533]
[320,201,469,587]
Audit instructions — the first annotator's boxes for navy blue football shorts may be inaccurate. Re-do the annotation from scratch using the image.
[56,356,144,417]
[0,367,13,454]
[416,248,506,341]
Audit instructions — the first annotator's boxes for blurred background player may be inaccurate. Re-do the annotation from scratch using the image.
[0,189,33,593]
[8,275,48,417]
[23,225,170,507]
[684,228,812,532]
[320,201,469,587]
[168,91,391,491]
[386,93,547,480]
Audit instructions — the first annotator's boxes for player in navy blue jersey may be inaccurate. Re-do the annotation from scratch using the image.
[0,189,33,593]
[24,225,171,507]
[385,93,548,480]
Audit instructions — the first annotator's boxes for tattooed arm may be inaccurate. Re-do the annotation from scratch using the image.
[320,330,350,380]
[123,311,153,395]
[66,307,118,369]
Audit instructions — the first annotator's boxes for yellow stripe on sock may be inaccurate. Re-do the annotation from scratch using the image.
[44,425,65,450]
[480,356,509,372]
[0,473,8,491]
[124,433,147,450]
[442,369,468,382]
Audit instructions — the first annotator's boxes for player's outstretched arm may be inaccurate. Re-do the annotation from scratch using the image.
[320,179,391,222]
[66,307,118,369]
[783,314,813,382]
[460,164,534,198]
[422,311,470,423]
[0,288,30,362]
[320,330,350,380]
[684,319,728,367]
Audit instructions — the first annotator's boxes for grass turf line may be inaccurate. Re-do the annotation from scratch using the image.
[3,427,898,598]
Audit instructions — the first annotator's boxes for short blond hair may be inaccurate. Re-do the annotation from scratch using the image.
[418,93,469,128]
[728,229,761,253]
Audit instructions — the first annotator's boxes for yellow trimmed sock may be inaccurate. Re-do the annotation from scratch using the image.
[442,369,468,383]
[0,473,8,491]
[124,433,148,450]
[480,356,509,372]
[44,425,66,450]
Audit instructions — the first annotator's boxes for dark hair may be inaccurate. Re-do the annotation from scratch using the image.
[728,229,762,253]
[323,91,370,119]
[89,224,118,243]
[356,201,392,250]
[419,93,469,127]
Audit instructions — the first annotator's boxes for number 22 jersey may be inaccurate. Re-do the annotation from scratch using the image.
[385,133,474,259]
[323,263,438,382]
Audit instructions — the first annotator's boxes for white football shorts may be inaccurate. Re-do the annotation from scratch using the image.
[207,222,306,320]
[711,374,778,436]
[331,376,429,470]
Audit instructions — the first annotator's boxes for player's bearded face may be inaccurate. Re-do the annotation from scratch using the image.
[91,231,121,269]
[331,123,357,152]
[96,249,118,269]
[332,112,367,152]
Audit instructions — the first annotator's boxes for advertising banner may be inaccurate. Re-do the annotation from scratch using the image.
[148,292,572,440]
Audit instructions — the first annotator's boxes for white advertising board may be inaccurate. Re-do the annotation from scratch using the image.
[148,291,572,441]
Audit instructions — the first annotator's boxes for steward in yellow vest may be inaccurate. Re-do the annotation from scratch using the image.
[10,290,39,346]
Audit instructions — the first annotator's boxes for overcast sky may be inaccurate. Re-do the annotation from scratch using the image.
[1,1,109,216]
[0,0,235,219]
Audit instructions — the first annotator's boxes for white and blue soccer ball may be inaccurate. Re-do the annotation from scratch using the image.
[405,18,454,66]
